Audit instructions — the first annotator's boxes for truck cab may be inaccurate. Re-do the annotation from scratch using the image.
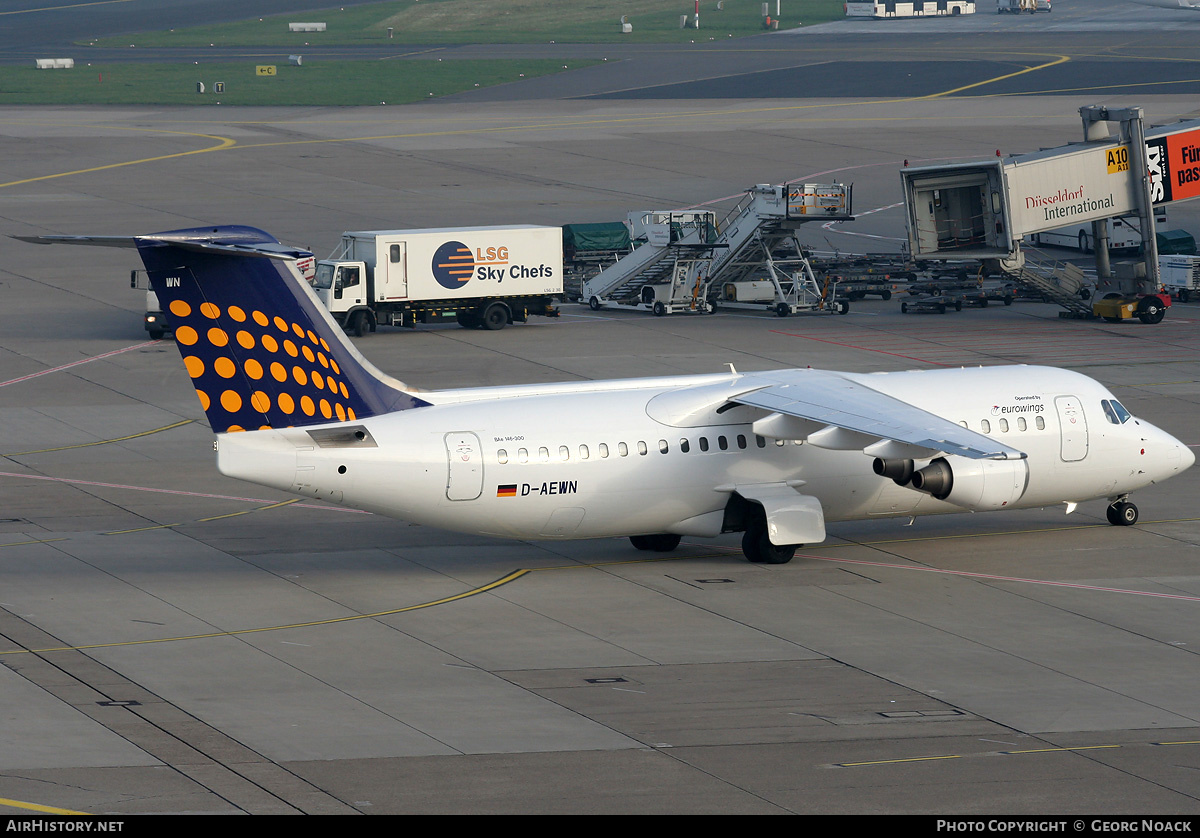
[314,260,374,334]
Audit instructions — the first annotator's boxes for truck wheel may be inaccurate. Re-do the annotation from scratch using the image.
[1180,290,1190,303]
[652,301,666,317]
[482,302,509,331]
[1078,232,1091,253]
[456,310,480,329]
[881,290,892,301]
[350,311,369,337]
[148,329,165,340]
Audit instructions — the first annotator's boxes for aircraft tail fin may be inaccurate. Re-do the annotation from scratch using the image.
[135,225,429,432]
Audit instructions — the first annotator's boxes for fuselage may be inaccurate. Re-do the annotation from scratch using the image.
[215,365,1193,542]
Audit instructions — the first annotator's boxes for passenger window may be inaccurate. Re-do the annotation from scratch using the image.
[518,448,529,463]
[999,418,1009,433]
[599,443,609,458]
[559,445,570,461]
[718,436,728,451]
[775,439,786,447]
[539,447,549,462]
[699,437,709,452]
[981,419,991,434]
[579,444,589,460]
[1018,417,1027,431]
[756,436,766,448]
[737,435,747,449]
[659,440,669,454]
[637,441,648,456]
[498,449,508,464]
[618,442,628,457]
[1036,416,1045,430]
[680,439,691,453]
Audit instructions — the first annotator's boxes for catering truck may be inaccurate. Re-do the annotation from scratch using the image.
[313,226,562,334]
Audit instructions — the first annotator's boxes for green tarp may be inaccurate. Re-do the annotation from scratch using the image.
[563,222,630,254]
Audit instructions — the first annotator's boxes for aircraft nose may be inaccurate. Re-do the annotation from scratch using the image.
[1180,441,1196,472]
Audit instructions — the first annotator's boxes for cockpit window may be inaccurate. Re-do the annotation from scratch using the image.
[1102,399,1132,425]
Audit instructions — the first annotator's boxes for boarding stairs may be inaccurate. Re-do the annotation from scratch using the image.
[1006,260,1095,318]
[583,183,852,314]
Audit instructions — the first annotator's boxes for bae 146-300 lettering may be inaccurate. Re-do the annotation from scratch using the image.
[27,226,1194,563]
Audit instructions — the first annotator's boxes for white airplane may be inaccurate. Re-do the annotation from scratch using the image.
[27,226,1194,563]
[1128,0,1200,10]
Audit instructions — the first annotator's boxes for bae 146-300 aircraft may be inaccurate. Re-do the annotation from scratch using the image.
[30,226,1194,564]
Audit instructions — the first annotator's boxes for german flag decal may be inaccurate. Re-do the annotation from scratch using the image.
[496,484,517,498]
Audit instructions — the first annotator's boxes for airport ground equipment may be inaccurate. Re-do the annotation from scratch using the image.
[1156,228,1197,256]
[562,222,632,300]
[1160,255,1200,301]
[811,254,912,300]
[900,106,1200,325]
[996,0,1049,12]
[314,226,562,335]
[846,1,976,16]
[583,183,852,316]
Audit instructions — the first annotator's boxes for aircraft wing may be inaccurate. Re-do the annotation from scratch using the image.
[732,369,1025,461]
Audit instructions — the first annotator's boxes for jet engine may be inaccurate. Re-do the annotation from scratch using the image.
[908,456,1030,511]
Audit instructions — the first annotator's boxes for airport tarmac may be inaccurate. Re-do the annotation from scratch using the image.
[2,3,1200,817]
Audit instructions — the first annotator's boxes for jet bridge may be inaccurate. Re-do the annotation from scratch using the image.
[900,106,1200,318]
[582,183,853,316]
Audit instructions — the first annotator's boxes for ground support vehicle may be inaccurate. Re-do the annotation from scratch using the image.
[314,226,561,335]
[1160,255,1200,302]
[900,291,965,314]
[562,222,632,301]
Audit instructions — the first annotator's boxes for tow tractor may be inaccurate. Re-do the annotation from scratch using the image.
[1091,261,1171,324]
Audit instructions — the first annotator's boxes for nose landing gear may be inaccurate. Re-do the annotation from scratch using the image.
[1106,499,1139,526]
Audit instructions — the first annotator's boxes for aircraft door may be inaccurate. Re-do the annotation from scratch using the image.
[1054,396,1089,462]
[445,432,483,500]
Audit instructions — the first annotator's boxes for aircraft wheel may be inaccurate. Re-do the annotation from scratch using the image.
[589,296,601,311]
[1106,501,1139,526]
[482,302,509,330]
[741,522,797,565]
[630,534,682,552]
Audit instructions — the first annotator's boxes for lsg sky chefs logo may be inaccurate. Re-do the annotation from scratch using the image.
[431,240,555,291]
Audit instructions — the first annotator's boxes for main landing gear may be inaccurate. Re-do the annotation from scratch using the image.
[1106,498,1139,526]
[740,518,797,564]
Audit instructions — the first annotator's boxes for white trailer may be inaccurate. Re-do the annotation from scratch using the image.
[846,1,975,17]
[313,226,562,334]
[1160,255,1200,301]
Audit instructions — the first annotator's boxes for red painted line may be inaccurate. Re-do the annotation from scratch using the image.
[769,330,951,367]
[0,340,160,388]
[0,471,369,514]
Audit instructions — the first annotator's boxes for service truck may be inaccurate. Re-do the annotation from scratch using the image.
[313,226,562,335]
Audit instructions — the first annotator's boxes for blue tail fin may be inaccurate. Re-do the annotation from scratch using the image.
[136,225,428,433]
